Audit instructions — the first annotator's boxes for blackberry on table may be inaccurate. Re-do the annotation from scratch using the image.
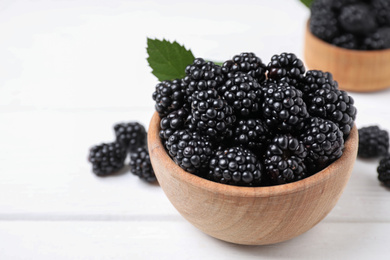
[88,142,127,176]
[300,117,344,173]
[331,34,359,50]
[130,147,157,183]
[264,135,308,185]
[232,118,270,153]
[114,122,147,152]
[338,3,377,36]
[152,79,186,117]
[221,52,266,83]
[208,146,263,186]
[159,108,190,142]
[267,53,306,85]
[298,69,339,102]
[378,156,390,188]
[358,126,389,158]
[218,72,263,117]
[165,130,213,175]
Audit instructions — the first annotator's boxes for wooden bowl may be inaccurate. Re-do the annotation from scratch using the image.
[148,112,358,245]
[304,22,390,92]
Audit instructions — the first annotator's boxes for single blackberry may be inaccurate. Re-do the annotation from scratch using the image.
[264,135,308,185]
[308,88,357,137]
[262,82,309,133]
[88,142,127,176]
[129,147,157,183]
[152,79,186,117]
[300,117,344,173]
[221,52,266,83]
[362,27,390,50]
[208,146,263,186]
[358,126,389,158]
[378,156,390,188]
[372,0,390,26]
[331,34,359,50]
[159,108,190,142]
[298,70,339,102]
[338,3,377,36]
[191,89,236,141]
[232,118,270,153]
[165,129,213,175]
[267,53,306,85]
[310,5,340,42]
[114,122,147,152]
[218,72,263,117]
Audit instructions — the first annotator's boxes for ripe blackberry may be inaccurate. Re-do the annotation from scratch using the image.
[262,82,309,133]
[159,108,190,142]
[191,89,236,141]
[310,4,340,42]
[331,34,359,50]
[152,79,186,117]
[208,146,263,186]
[221,52,266,83]
[358,126,389,158]
[300,117,344,173]
[372,0,390,26]
[308,88,357,137]
[165,129,213,175]
[88,142,127,176]
[218,72,263,117]
[264,135,308,185]
[338,3,377,36]
[363,27,390,50]
[267,53,305,85]
[114,122,147,152]
[378,156,390,188]
[129,147,157,183]
[298,70,339,102]
[232,118,270,153]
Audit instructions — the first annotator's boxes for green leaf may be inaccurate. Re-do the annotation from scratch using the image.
[146,38,195,81]
[300,0,313,8]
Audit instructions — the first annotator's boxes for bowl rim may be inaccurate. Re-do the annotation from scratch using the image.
[148,111,358,198]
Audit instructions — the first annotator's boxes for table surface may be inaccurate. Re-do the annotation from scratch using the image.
[1,0,390,259]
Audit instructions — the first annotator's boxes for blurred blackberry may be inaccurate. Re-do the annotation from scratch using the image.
[363,27,390,50]
[378,156,390,188]
[358,126,389,158]
[310,3,340,42]
[218,72,263,117]
[298,70,339,102]
[267,53,305,85]
[232,118,270,153]
[308,88,357,137]
[159,108,190,142]
[372,0,390,26]
[129,147,157,183]
[338,3,377,36]
[264,135,308,185]
[301,117,344,173]
[208,146,263,186]
[152,79,186,117]
[114,122,146,152]
[221,52,266,83]
[165,129,213,175]
[88,142,127,176]
[332,34,359,50]
[262,82,309,133]
[191,89,236,141]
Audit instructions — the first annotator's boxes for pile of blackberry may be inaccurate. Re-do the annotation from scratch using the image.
[310,0,390,50]
[153,52,357,187]
[88,122,156,183]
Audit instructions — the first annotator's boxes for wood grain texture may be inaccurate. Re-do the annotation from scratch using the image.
[304,22,390,92]
[148,112,359,245]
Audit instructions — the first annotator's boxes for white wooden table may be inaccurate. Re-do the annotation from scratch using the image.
[1,0,390,259]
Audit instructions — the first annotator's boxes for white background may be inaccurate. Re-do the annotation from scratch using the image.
[1,0,390,259]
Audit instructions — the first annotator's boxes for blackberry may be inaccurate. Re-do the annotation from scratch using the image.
[191,89,236,141]
[129,147,157,183]
[232,118,270,153]
[114,122,147,152]
[264,135,308,185]
[267,53,305,85]
[208,146,263,186]
[159,108,190,142]
[363,27,390,50]
[152,79,186,117]
[331,34,359,50]
[372,0,390,26]
[221,52,266,83]
[88,142,127,176]
[165,129,213,175]
[218,72,263,117]
[308,88,357,137]
[262,82,309,133]
[298,70,339,102]
[358,126,389,158]
[310,3,340,42]
[338,3,377,36]
[300,117,344,173]
[378,156,390,188]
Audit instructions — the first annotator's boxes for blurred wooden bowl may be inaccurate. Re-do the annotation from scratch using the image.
[304,22,390,92]
[148,112,358,245]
